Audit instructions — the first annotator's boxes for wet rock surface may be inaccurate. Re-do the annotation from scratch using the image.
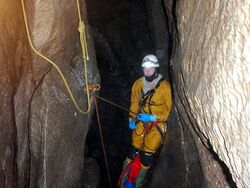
[0,0,28,187]
[171,0,249,187]
[1,0,248,188]
[150,108,205,188]
[0,0,99,187]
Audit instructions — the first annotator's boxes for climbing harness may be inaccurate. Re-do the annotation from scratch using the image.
[21,2,166,188]
[138,78,164,112]
[117,125,157,188]
[136,77,166,143]
[118,78,168,187]
[90,83,146,188]
[21,0,91,114]
[92,91,138,188]
[90,84,147,188]
[118,123,165,188]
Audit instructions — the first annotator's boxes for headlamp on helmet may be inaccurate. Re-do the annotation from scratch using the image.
[141,54,159,68]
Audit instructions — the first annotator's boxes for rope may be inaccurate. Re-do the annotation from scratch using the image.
[93,93,139,188]
[21,0,91,114]
[94,96,113,188]
[94,95,160,152]
[94,95,137,116]
[91,89,136,188]
[76,0,89,62]
[76,0,91,113]
[92,93,164,186]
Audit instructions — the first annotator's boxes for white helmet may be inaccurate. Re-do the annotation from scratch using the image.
[141,54,159,68]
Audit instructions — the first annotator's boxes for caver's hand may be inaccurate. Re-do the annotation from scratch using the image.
[128,120,136,130]
[137,113,156,122]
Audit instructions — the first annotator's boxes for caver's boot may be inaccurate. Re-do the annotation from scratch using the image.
[119,158,131,188]
[123,155,142,188]
[135,165,149,188]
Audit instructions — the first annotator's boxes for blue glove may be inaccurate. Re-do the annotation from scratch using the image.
[128,120,136,130]
[124,180,135,188]
[137,113,156,122]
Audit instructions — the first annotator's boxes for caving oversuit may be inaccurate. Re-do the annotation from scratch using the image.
[120,73,172,188]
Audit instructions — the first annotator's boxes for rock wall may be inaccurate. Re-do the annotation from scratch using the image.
[172,0,250,187]
[86,0,154,80]
[150,109,205,188]
[0,0,26,187]
[146,0,170,79]
[0,0,99,187]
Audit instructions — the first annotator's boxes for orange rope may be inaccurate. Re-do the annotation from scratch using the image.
[93,96,113,188]
[94,95,136,115]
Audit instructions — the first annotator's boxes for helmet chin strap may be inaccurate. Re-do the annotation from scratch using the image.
[145,71,158,82]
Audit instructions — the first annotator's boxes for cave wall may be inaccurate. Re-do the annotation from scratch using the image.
[172,0,249,187]
[86,0,154,80]
[0,0,99,187]
[146,0,170,79]
[0,0,26,186]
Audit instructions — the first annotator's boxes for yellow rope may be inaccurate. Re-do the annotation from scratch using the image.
[76,0,89,62]
[20,0,91,114]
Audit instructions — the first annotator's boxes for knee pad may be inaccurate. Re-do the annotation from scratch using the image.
[140,151,154,167]
[127,145,139,160]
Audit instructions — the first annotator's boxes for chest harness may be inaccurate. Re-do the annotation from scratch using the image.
[117,78,167,188]
[136,77,166,142]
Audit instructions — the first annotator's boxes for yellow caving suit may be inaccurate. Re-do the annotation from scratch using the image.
[129,77,172,153]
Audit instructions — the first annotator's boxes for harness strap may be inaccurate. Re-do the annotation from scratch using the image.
[138,77,166,144]
[139,77,164,112]
[148,122,166,143]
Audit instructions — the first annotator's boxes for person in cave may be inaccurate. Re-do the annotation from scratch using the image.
[118,54,172,188]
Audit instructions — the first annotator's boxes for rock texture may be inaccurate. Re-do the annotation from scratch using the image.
[86,0,154,79]
[172,0,250,187]
[150,109,205,188]
[85,1,156,186]
[146,0,170,79]
[0,0,99,187]
[0,1,28,187]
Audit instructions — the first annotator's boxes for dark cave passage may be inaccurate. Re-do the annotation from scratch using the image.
[85,0,155,187]
[0,1,247,188]
[84,0,204,187]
